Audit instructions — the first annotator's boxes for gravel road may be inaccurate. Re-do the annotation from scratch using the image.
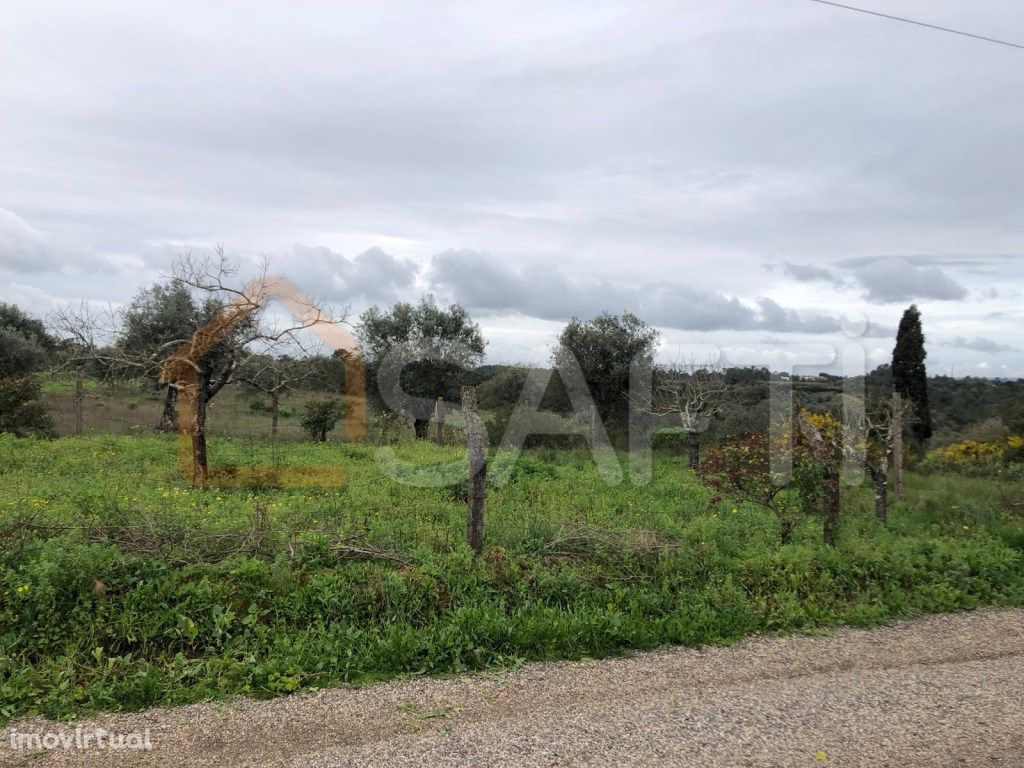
[4,609,1022,768]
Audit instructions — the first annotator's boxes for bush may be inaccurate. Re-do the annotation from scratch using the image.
[366,409,409,444]
[652,427,688,455]
[300,398,352,442]
[0,375,53,437]
[919,437,1023,476]
[484,403,592,450]
[702,433,805,542]
[702,413,844,544]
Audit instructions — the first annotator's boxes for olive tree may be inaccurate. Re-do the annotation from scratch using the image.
[356,296,485,439]
[554,312,659,428]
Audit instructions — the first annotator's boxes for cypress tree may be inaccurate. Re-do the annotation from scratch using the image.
[891,304,932,443]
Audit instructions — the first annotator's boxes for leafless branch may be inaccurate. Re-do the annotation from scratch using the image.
[632,356,728,433]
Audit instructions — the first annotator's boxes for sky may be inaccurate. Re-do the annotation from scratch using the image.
[1,0,1022,376]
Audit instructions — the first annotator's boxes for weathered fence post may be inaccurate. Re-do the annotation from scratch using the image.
[463,386,486,555]
[73,365,85,436]
[435,396,445,443]
[823,442,842,546]
[270,370,282,441]
[890,392,904,501]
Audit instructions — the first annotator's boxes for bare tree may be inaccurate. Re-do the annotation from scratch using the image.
[160,248,348,486]
[633,357,728,471]
[50,295,195,431]
[237,354,317,441]
[863,395,914,522]
[48,301,130,432]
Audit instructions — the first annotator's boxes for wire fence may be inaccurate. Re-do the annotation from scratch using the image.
[42,379,349,442]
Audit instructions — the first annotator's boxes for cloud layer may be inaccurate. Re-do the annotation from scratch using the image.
[0,2,1022,373]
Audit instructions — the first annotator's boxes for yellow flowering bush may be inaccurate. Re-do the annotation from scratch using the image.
[920,435,1024,476]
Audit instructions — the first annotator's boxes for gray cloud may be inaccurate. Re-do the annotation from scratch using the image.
[941,336,1017,354]
[846,257,968,304]
[0,2,1022,372]
[781,261,837,283]
[291,245,417,305]
[428,249,890,336]
[0,208,60,273]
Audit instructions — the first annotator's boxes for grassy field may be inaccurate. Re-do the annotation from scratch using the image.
[1,433,1023,722]
[40,376,338,441]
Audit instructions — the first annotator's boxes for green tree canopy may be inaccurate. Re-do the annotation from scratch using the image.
[892,304,932,442]
[356,296,485,437]
[0,302,57,377]
[554,311,660,424]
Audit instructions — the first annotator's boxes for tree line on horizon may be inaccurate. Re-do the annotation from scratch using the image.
[0,254,1020,451]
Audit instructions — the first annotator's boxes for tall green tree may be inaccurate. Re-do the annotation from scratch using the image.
[357,296,485,438]
[554,311,659,425]
[891,304,932,443]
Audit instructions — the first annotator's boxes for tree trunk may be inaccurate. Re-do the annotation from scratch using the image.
[891,392,904,501]
[463,386,487,556]
[73,366,85,436]
[157,386,177,431]
[413,418,430,439]
[686,431,700,472]
[270,391,280,440]
[190,375,209,487]
[868,463,888,522]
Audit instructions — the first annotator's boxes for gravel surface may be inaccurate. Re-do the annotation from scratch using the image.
[3,608,1022,768]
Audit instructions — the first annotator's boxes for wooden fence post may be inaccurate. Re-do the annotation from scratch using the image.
[823,441,842,546]
[269,370,283,442]
[73,365,85,437]
[463,386,486,555]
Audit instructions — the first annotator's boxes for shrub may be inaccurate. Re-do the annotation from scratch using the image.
[0,375,53,437]
[702,433,804,542]
[652,427,688,455]
[300,398,352,442]
[366,409,409,444]
[919,437,1023,476]
[702,413,845,544]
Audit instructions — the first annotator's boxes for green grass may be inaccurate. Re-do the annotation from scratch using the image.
[1,433,1023,722]
[38,376,342,441]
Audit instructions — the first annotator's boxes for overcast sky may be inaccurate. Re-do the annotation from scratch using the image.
[2,0,1022,376]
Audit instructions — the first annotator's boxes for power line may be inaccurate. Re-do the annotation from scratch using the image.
[808,0,1024,50]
